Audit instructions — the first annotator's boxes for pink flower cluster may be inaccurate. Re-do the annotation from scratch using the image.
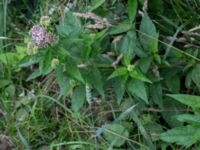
[29,25,59,48]
[30,26,49,48]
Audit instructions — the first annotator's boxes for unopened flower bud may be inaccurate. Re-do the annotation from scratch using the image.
[127,64,135,72]
[27,42,38,55]
[40,16,51,27]
[51,58,59,69]
[47,32,59,46]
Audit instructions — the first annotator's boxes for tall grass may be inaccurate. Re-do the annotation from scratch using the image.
[0,0,7,54]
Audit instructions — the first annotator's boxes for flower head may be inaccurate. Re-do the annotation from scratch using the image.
[47,32,59,46]
[40,16,51,27]
[29,25,48,48]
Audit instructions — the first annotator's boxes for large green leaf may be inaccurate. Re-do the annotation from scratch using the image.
[71,85,86,112]
[167,94,200,108]
[27,69,42,81]
[150,83,163,107]
[113,76,127,104]
[19,56,40,67]
[65,56,84,83]
[139,12,158,53]
[103,124,129,147]
[161,97,183,127]
[120,29,137,59]
[176,114,200,124]
[137,57,152,73]
[129,69,152,83]
[87,68,104,97]
[56,65,74,96]
[108,67,128,80]
[160,125,200,147]
[192,64,200,89]
[127,79,148,103]
[128,0,138,23]
[0,79,10,88]
[39,50,52,75]
[90,0,105,11]
[165,76,180,93]
[0,52,19,64]
[57,12,82,37]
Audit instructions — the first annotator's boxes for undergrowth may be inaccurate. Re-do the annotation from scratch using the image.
[0,0,200,150]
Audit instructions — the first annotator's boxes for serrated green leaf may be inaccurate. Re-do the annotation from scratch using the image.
[129,69,152,83]
[90,0,105,11]
[176,114,200,124]
[103,124,129,147]
[0,79,10,88]
[153,53,161,64]
[161,97,183,127]
[40,50,52,75]
[27,69,42,81]
[16,45,27,54]
[127,79,148,103]
[167,94,200,108]
[113,76,127,104]
[88,67,104,97]
[57,12,82,37]
[0,52,18,64]
[112,0,117,5]
[71,85,85,112]
[192,64,200,89]
[139,12,157,52]
[56,65,73,96]
[150,83,163,107]
[160,125,200,147]
[5,84,15,97]
[108,67,128,80]
[19,56,40,67]
[137,57,153,73]
[165,76,180,93]
[120,29,137,59]
[128,0,138,22]
[65,56,84,83]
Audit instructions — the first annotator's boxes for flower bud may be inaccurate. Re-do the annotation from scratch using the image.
[127,64,135,72]
[40,16,51,27]
[51,58,59,69]
[47,32,59,46]
[27,42,38,55]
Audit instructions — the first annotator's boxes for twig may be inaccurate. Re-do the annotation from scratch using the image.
[112,54,123,68]
[189,25,200,32]
[0,36,23,41]
[142,108,192,112]
[73,12,112,29]
[142,0,148,12]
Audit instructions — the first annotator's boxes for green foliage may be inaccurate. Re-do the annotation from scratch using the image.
[103,123,129,147]
[160,125,200,147]
[160,94,200,147]
[1,0,200,149]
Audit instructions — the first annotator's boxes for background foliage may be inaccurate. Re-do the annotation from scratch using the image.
[0,0,200,149]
